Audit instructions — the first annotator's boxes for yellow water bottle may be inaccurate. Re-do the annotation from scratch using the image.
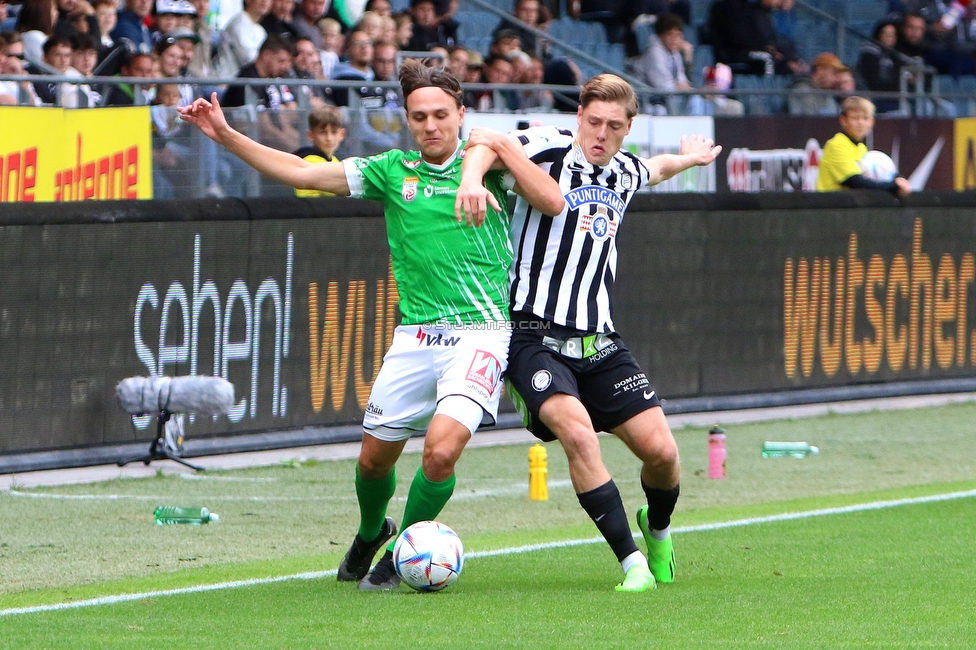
[529,443,548,501]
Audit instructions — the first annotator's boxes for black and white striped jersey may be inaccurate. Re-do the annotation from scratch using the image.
[509,126,651,333]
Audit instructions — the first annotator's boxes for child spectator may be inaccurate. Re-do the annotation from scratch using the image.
[151,82,188,198]
[92,0,117,55]
[317,16,342,77]
[817,96,911,196]
[292,105,346,197]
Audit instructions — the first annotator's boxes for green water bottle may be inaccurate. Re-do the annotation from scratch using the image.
[761,442,820,458]
[154,506,220,525]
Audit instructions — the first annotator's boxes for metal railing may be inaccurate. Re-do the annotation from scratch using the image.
[3,68,970,116]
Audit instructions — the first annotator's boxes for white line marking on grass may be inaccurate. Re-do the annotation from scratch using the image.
[452,479,574,500]
[0,571,339,618]
[3,487,974,618]
[5,491,356,502]
[179,475,280,483]
[4,480,577,503]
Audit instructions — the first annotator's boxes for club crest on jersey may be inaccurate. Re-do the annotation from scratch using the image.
[402,176,419,201]
[620,173,633,190]
[466,349,502,396]
[531,369,552,391]
[578,206,617,242]
[402,158,421,169]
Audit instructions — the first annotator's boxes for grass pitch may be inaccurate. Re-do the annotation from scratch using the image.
[2,402,976,648]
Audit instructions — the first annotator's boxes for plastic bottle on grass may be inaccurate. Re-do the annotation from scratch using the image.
[708,426,726,479]
[761,442,819,458]
[154,506,219,525]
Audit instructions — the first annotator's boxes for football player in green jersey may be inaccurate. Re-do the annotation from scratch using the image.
[179,59,564,590]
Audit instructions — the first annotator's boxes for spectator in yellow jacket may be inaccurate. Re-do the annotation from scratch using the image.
[293,105,346,198]
[817,96,910,196]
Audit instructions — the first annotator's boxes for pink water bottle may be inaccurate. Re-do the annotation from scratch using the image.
[708,426,726,479]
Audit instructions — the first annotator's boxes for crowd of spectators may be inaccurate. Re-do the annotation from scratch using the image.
[0,0,591,115]
[0,0,597,194]
[7,0,976,155]
[695,0,976,116]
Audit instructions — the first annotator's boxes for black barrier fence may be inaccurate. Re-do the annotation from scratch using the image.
[2,191,976,472]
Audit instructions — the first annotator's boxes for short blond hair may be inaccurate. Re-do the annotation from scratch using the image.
[317,17,342,35]
[580,74,638,119]
[841,96,875,117]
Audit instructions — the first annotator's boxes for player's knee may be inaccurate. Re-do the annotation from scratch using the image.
[554,422,601,461]
[421,445,459,482]
[641,437,679,472]
[358,454,394,479]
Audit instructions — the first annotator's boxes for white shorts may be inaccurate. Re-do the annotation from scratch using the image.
[363,323,511,442]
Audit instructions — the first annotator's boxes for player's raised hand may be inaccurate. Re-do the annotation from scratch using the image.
[895,176,912,197]
[178,92,230,142]
[455,178,501,227]
[679,134,722,166]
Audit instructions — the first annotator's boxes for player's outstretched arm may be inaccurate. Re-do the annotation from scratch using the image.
[643,134,722,186]
[179,93,350,195]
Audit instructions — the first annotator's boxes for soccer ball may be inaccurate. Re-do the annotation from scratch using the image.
[858,150,898,182]
[393,520,464,592]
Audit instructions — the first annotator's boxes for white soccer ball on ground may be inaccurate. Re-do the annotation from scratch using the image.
[393,520,464,592]
[858,150,898,182]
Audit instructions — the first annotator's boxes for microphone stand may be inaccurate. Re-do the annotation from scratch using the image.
[118,410,204,471]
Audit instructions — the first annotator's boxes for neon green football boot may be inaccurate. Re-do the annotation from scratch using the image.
[614,564,656,592]
[637,505,675,583]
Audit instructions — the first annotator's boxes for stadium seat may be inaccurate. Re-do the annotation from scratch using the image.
[545,17,576,43]
[734,75,764,115]
[844,0,888,23]
[957,75,976,117]
[936,75,967,118]
[632,21,654,54]
[760,74,790,114]
[606,43,625,72]
[692,45,714,86]
[456,11,502,41]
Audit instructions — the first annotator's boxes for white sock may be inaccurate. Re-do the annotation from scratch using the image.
[650,526,670,542]
[620,551,648,574]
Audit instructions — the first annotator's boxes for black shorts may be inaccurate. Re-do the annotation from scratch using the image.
[506,312,662,442]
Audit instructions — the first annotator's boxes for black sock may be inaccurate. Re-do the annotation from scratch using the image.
[641,481,680,531]
[577,480,639,562]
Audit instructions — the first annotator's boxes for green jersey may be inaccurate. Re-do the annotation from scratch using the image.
[343,142,513,325]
